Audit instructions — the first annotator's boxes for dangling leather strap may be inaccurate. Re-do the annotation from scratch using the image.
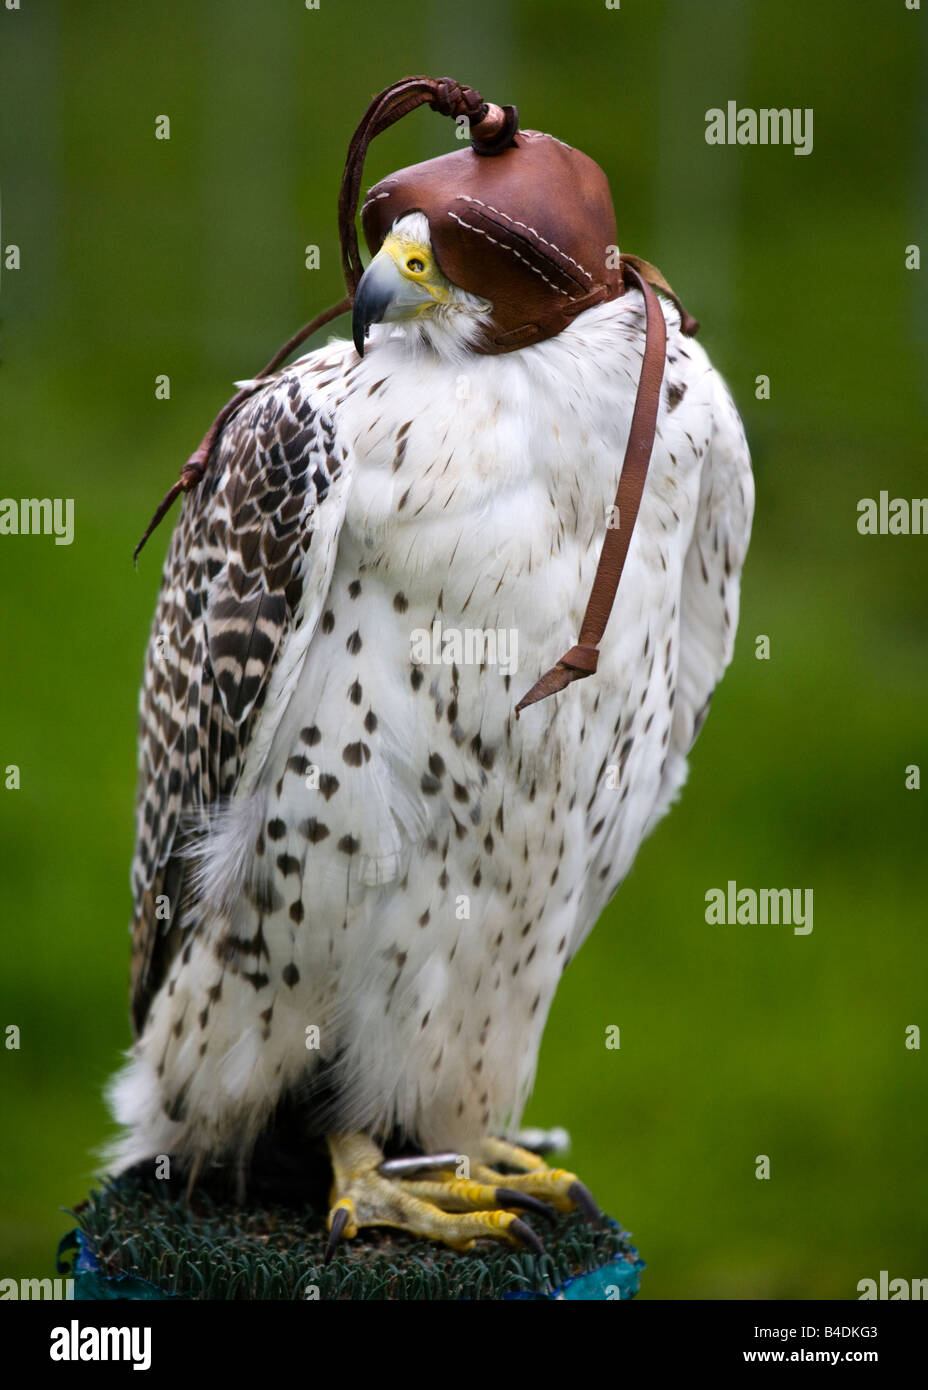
[132,295,352,563]
[515,261,668,714]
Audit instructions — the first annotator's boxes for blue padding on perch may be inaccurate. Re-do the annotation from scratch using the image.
[60,1222,644,1301]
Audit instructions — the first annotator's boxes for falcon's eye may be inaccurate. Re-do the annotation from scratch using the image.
[406,257,425,274]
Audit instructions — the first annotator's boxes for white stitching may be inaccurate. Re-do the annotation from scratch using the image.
[539,132,574,152]
[455,195,593,281]
[360,189,393,212]
[447,211,574,298]
[360,178,399,212]
[522,129,575,152]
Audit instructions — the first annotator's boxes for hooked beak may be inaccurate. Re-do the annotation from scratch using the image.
[352,248,436,357]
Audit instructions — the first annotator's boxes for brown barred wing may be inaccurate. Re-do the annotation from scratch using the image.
[128,361,352,1035]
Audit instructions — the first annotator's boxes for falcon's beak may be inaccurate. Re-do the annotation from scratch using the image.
[352,243,437,357]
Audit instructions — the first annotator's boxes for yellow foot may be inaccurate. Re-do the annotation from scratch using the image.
[469,1136,602,1222]
[324,1132,601,1261]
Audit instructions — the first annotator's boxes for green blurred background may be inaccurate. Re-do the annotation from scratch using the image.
[0,0,925,1298]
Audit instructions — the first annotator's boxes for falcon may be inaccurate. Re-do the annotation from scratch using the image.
[106,78,753,1257]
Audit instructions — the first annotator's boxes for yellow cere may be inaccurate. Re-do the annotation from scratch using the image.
[380,232,452,307]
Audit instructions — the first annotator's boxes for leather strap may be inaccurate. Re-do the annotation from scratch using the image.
[339,77,517,296]
[515,261,668,714]
[621,253,699,336]
[133,296,352,563]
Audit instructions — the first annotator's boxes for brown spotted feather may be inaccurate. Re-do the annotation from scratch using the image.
[130,359,348,1033]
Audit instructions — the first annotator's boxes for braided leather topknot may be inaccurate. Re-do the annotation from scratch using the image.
[429,79,485,121]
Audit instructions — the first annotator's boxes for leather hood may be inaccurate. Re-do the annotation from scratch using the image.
[360,130,623,355]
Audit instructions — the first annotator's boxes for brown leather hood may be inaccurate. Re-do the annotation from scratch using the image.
[360,131,623,355]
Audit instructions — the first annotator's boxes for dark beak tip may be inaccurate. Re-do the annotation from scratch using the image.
[352,262,394,359]
[351,303,366,358]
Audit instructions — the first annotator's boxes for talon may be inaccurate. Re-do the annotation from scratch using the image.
[567,1178,602,1226]
[495,1187,558,1223]
[508,1217,545,1255]
[324,1203,352,1263]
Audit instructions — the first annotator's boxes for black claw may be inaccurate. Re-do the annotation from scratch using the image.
[495,1187,558,1223]
[323,1206,350,1264]
[509,1217,545,1256]
[567,1179,603,1227]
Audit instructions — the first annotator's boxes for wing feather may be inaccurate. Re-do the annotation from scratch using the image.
[670,370,754,762]
[129,359,352,1033]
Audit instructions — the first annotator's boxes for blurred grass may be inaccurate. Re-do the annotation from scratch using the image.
[0,0,925,1297]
